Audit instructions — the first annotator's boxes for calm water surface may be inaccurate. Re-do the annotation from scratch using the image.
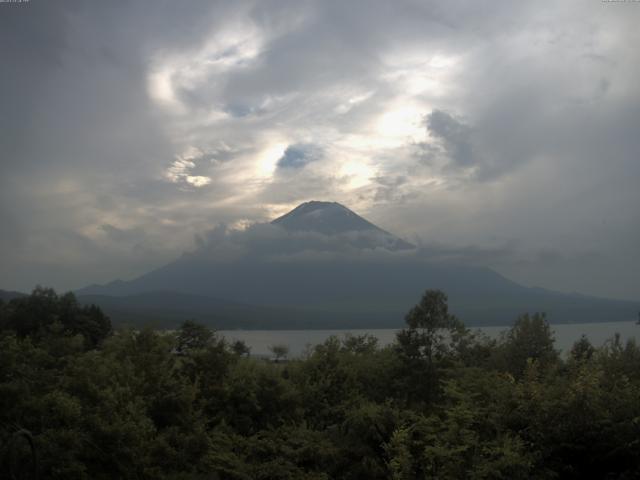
[220,321,639,357]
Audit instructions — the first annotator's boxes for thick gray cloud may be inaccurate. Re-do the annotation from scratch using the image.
[0,0,638,301]
[193,223,417,264]
[424,110,477,170]
[277,144,323,170]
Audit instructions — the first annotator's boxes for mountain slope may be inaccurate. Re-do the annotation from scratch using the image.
[76,292,354,329]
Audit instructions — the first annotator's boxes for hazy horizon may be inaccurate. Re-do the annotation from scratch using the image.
[1,1,639,301]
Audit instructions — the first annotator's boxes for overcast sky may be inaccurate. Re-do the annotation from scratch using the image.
[1,0,638,300]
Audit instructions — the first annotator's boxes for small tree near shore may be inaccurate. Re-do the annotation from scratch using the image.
[269,344,289,362]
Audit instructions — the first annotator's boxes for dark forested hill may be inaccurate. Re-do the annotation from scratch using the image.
[0,289,27,302]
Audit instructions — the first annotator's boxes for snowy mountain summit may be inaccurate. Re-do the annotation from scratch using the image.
[271,201,415,250]
[272,201,383,235]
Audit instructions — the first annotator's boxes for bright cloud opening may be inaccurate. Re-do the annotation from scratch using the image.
[257,141,289,178]
[340,161,375,189]
[376,103,425,143]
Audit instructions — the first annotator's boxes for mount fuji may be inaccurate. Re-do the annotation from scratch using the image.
[76,201,639,328]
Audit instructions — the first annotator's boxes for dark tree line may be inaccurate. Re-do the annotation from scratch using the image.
[1,287,640,479]
[0,286,111,349]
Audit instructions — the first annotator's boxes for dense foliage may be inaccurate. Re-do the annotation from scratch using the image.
[1,288,640,479]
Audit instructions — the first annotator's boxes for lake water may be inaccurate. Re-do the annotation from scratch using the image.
[220,321,640,358]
